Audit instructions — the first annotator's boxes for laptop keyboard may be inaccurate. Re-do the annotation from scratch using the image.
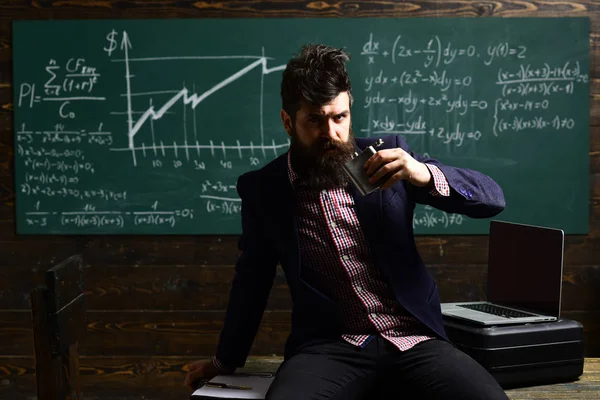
[457,303,536,318]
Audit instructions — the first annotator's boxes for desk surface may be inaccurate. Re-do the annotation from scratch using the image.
[0,357,598,399]
[505,358,599,399]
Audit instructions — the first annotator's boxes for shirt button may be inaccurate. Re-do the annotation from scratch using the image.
[342,255,350,261]
[330,222,337,228]
[356,287,363,293]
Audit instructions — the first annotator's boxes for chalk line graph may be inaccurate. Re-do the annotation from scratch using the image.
[108,31,289,166]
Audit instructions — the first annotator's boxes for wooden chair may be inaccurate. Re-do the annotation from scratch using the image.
[30,254,86,400]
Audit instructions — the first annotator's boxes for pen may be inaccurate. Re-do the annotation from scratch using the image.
[205,381,252,390]
[234,372,273,378]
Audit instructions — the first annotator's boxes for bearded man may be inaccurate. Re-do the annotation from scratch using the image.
[185,44,508,400]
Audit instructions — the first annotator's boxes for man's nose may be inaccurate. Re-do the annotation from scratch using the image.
[321,119,337,139]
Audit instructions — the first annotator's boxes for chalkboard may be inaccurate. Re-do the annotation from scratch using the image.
[12,17,590,235]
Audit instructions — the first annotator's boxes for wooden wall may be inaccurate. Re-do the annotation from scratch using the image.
[0,1,599,399]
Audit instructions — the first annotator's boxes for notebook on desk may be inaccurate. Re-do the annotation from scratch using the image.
[190,373,275,399]
[441,220,564,326]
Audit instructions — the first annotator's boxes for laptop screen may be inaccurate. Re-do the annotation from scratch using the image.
[487,220,564,317]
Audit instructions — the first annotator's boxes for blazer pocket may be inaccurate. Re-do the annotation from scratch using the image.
[382,188,400,205]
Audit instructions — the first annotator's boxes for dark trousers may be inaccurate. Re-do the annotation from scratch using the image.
[265,336,509,400]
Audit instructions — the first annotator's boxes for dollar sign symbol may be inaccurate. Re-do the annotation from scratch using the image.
[104,29,118,57]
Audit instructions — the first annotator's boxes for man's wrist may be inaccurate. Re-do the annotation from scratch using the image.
[409,162,433,187]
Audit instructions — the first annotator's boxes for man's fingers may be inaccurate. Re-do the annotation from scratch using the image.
[185,368,204,389]
[368,159,402,184]
[364,152,391,175]
[364,149,405,176]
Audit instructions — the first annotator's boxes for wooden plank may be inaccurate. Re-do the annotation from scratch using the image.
[0,1,598,21]
[415,234,600,267]
[561,265,600,312]
[46,254,83,313]
[563,235,600,266]
[0,356,598,400]
[0,310,292,357]
[0,222,598,267]
[0,264,597,311]
[0,182,12,216]
[76,264,292,311]
[55,294,86,354]
[30,287,57,399]
[0,141,10,179]
[591,127,600,174]
[0,235,483,266]
[0,310,598,357]
[0,237,205,266]
[0,240,82,267]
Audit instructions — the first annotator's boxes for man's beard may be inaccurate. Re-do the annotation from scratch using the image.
[289,127,356,191]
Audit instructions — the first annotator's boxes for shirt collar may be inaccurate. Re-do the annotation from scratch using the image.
[287,150,302,188]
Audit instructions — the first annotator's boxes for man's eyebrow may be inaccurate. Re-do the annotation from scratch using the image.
[313,110,349,117]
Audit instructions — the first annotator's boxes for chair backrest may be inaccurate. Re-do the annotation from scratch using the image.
[31,254,86,400]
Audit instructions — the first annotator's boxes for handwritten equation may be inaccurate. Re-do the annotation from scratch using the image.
[413,206,464,229]
[361,33,527,67]
[359,32,587,145]
[25,204,194,228]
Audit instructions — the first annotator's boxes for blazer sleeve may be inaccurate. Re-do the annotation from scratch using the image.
[214,172,279,368]
[396,135,506,218]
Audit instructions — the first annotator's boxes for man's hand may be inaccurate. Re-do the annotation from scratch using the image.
[184,358,220,390]
[363,147,432,190]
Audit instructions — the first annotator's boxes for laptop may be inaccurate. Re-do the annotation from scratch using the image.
[441,220,564,326]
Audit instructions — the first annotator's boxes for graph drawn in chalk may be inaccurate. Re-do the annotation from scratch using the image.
[107,31,289,166]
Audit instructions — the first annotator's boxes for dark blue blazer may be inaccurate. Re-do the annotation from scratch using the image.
[215,134,505,368]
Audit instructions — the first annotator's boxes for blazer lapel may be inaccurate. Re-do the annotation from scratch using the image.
[272,155,301,275]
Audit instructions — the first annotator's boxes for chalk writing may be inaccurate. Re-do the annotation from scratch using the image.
[24,203,193,228]
[359,33,588,144]
[413,207,464,229]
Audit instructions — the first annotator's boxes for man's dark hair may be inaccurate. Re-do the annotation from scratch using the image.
[281,44,353,122]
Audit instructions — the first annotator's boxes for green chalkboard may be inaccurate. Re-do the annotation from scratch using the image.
[12,17,590,235]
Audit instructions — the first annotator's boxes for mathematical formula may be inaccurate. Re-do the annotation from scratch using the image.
[359,32,587,142]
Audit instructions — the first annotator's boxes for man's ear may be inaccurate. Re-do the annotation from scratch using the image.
[280,109,293,137]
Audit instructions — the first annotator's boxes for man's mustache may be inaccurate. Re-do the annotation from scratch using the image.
[315,139,344,152]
